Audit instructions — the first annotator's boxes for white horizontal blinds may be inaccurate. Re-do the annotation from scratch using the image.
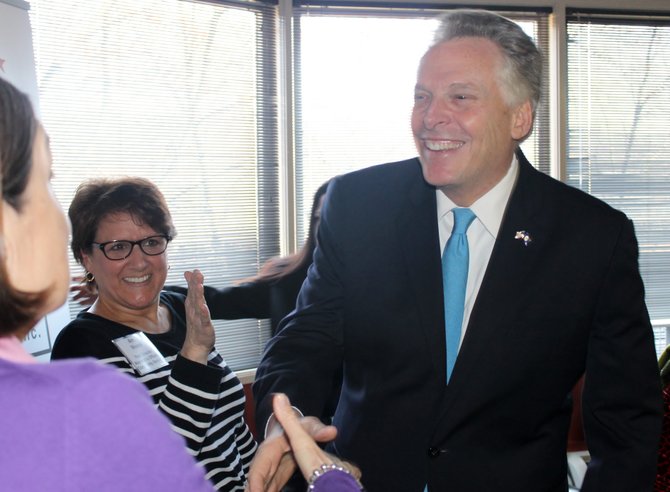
[28,0,279,370]
[292,5,551,244]
[566,12,670,341]
[520,12,551,176]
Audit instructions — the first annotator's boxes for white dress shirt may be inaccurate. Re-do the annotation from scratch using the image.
[436,154,519,352]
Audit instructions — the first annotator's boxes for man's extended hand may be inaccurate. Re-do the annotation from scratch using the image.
[245,399,338,492]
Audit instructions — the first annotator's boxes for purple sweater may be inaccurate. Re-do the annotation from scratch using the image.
[0,357,214,491]
[311,469,364,491]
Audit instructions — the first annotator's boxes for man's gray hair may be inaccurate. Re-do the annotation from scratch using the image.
[432,9,543,114]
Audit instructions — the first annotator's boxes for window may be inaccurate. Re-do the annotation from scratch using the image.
[29,0,278,370]
[292,5,551,243]
[566,11,670,355]
[26,1,670,368]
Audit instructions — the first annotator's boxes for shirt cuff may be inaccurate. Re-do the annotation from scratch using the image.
[264,405,304,439]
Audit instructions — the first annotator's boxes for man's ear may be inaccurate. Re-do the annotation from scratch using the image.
[511,100,534,141]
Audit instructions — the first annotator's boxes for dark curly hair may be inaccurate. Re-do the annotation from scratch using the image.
[69,176,176,267]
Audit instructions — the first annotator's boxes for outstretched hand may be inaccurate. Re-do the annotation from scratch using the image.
[272,393,360,482]
[245,394,348,492]
[181,269,215,365]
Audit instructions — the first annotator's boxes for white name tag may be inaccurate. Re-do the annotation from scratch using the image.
[112,332,169,376]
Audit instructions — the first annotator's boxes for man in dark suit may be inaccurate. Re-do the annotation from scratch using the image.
[249,9,662,492]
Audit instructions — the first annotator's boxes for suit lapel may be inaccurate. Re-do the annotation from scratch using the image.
[436,151,552,426]
[395,161,446,381]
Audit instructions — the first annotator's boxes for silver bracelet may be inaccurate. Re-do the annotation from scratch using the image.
[307,463,349,490]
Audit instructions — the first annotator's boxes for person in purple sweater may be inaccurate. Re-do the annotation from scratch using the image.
[0,76,213,491]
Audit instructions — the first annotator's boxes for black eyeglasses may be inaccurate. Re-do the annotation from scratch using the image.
[92,234,172,261]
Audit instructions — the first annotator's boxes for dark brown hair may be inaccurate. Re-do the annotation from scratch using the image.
[0,78,46,335]
[69,177,176,266]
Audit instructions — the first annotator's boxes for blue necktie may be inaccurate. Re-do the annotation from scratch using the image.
[443,208,476,383]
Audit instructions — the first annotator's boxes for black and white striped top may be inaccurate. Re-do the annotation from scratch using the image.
[51,291,257,491]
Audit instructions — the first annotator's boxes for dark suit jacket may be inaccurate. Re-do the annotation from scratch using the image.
[253,151,662,492]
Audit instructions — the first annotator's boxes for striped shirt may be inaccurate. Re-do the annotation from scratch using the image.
[51,291,257,491]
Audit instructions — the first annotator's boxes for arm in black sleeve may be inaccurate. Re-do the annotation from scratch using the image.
[164,282,271,320]
[253,179,345,431]
[581,217,663,491]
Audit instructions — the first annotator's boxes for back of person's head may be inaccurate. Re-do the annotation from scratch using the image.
[306,178,331,249]
[0,78,46,335]
[432,9,542,115]
[69,177,176,265]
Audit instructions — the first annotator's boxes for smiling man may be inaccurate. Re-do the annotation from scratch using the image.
[250,10,662,492]
[412,36,533,206]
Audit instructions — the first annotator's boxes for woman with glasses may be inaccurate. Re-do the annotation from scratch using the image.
[72,179,333,337]
[51,177,256,491]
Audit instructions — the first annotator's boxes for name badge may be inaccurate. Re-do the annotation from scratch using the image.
[112,332,169,376]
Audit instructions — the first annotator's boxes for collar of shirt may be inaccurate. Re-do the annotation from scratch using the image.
[433,154,520,347]
[0,335,36,364]
[436,153,519,240]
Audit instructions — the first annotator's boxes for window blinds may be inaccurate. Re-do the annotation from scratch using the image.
[566,11,670,333]
[28,0,279,370]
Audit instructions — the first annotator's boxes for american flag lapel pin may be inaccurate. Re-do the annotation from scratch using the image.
[515,230,532,246]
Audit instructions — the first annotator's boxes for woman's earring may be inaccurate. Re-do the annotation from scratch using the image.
[84,271,95,283]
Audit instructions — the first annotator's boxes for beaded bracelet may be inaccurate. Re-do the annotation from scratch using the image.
[307,463,362,491]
